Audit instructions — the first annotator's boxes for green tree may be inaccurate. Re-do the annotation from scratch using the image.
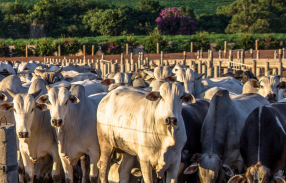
[179,6,195,20]
[136,0,162,13]
[196,14,230,33]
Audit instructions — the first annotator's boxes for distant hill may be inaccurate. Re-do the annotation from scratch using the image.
[0,0,236,15]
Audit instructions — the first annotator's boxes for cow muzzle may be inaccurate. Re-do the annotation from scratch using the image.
[165,117,177,127]
[51,119,63,127]
[18,132,29,138]
[266,93,277,102]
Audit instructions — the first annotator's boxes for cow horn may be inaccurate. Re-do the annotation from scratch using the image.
[35,69,44,75]
[30,89,42,99]
[55,66,63,73]
[6,89,16,98]
[46,85,52,91]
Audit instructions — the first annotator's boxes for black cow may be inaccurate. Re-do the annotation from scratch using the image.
[229,103,286,183]
[177,99,210,183]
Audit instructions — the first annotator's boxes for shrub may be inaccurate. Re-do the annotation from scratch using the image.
[258,35,280,50]
[12,43,34,57]
[156,7,196,35]
[0,42,10,57]
[143,29,170,53]
[189,31,210,51]
[35,38,57,56]
[60,39,82,56]
[101,39,122,55]
[214,40,231,51]
[170,40,190,52]
[83,42,99,55]
[233,35,255,50]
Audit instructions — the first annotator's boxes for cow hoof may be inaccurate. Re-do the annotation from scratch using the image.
[24,173,31,182]
[52,174,61,183]
[18,167,24,175]
[65,178,72,183]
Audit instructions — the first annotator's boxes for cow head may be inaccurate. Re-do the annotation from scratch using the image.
[248,76,281,102]
[228,162,286,183]
[36,86,79,128]
[33,67,72,84]
[0,89,44,138]
[184,153,233,183]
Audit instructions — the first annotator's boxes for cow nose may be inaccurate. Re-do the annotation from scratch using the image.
[51,119,57,126]
[267,93,276,100]
[58,119,63,126]
[165,117,177,126]
[18,132,29,138]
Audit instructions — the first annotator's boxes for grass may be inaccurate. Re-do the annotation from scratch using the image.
[1,33,286,46]
[0,0,236,15]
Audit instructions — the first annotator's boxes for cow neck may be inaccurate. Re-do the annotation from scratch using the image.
[194,79,203,96]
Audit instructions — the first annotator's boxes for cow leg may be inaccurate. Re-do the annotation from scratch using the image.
[79,155,90,183]
[34,155,53,182]
[119,153,136,183]
[166,156,181,183]
[89,152,100,183]
[59,154,74,183]
[97,144,113,183]
[51,150,63,183]
[21,150,35,183]
[18,151,25,183]
[139,159,153,183]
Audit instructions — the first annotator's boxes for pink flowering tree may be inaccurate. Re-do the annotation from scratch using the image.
[156,7,196,35]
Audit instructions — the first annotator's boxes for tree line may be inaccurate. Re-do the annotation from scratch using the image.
[0,0,286,39]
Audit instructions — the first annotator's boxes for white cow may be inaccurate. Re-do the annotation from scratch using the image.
[0,78,62,183]
[243,76,282,102]
[97,82,193,183]
[18,62,38,73]
[101,72,132,91]
[37,84,106,183]
[0,61,16,75]
[61,70,101,82]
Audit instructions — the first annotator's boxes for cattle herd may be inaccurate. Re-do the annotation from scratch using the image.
[1,60,286,183]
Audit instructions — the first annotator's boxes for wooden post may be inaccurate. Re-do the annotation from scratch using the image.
[202,64,206,79]
[214,66,219,78]
[241,51,245,64]
[183,51,187,65]
[200,49,203,58]
[198,61,202,74]
[229,50,233,61]
[256,50,260,59]
[126,44,128,55]
[283,48,285,59]
[0,123,18,183]
[224,41,227,53]
[256,68,261,77]
[58,45,61,57]
[157,43,160,54]
[250,49,253,59]
[101,54,104,60]
[130,52,133,64]
[279,49,282,62]
[219,50,222,59]
[278,49,282,76]
[224,68,229,74]
[197,50,200,59]
[26,46,28,57]
[190,42,193,53]
[209,50,213,62]
[83,45,86,56]
[92,45,95,56]
[252,60,257,76]
[111,64,116,73]
[121,53,124,64]
[161,51,164,65]
[255,40,258,51]
[273,68,278,75]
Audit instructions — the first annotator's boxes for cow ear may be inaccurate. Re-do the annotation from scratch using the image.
[63,76,73,82]
[146,92,161,101]
[35,103,48,111]
[69,95,80,104]
[0,93,8,102]
[36,95,49,104]
[165,76,177,82]
[182,93,196,104]
[131,168,142,178]
[184,162,198,174]
[249,79,260,88]
[195,73,205,80]
[101,79,115,86]
[30,89,42,99]
[228,175,247,183]
[191,153,201,162]
[0,102,13,111]
[283,93,286,98]
[271,176,286,183]
[278,81,286,89]
[222,164,234,177]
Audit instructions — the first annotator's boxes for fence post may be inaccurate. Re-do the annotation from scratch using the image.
[250,49,253,59]
[121,53,124,64]
[256,50,260,59]
[183,51,186,65]
[209,50,213,62]
[274,50,278,59]
[283,48,285,59]
[237,50,240,60]
[273,68,277,75]
[255,40,258,50]
[190,42,193,53]
[224,41,227,54]
[92,45,94,56]
[214,65,219,78]
[197,50,200,59]
[26,46,28,57]
[219,50,222,59]
[58,45,61,57]
[224,68,229,74]
[83,45,86,56]
[200,49,203,58]
[126,44,128,55]
[278,49,282,75]
[130,52,133,64]
[241,50,245,64]
[202,64,206,79]
[0,123,18,183]
[256,68,261,77]
[252,60,257,76]
[229,50,233,61]
[157,43,160,54]
[161,51,164,65]
[111,64,116,73]
[198,61,202,74]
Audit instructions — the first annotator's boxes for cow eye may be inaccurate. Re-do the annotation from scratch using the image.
[180,96,183,99]
[31,108,34,113]
[13,109,16,113]
[65,100,68,105]
[260,85,264,89]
